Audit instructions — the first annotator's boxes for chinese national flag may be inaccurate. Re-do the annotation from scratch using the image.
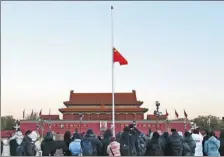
[166,109,169,117]
[184,110,188,119]
[175,109,179,118]
[113,47,128,65]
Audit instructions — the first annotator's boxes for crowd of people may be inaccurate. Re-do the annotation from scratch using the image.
[1,124,224,156]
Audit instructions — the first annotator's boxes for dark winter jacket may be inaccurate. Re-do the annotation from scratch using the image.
[9,139,19,156]
[220,139,224,156]
[182,141,192,156]
[63,131,72,156]
[129,128,138,143]
[54,140,69,156]
[184,132,196,156]
[160,132,171,156]
[120,130,138,156]
[203,135,209,156]
[116,132,122,143]
[1,140,3,155]
[22,136,36,156]
[132,127,148,156]
[41,132,57,156]
[145,132,164,156]
[82,129,102,156]
[219,130,224,156]
[168,131,184,156]
[101,130,113,156]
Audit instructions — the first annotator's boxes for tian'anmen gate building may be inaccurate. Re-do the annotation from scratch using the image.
[60,90,147,121]
[20,90,190,135]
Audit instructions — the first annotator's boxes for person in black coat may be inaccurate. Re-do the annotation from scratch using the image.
[167,128,184,156]
[41,131,57,156]
[145,132,165,156]
[63,131,72,156]
[202,129,210,156]
[1,140,3,155]
[160,132,171,156]
[183,131,196,156]
[10,138,18,156]
[100,129,113,156]
[116,132,122,143]
[219,129,224,156]
[82,129,102,156]
[120,126,138,156]
[22,130,36,156]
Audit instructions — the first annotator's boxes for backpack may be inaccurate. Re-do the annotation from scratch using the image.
[81,139,94,156]
[137,133,147,156]
[54,149,64,156]
[69,140,82,156]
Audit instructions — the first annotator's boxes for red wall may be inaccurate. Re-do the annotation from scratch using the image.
[20,122,38,134]
[20,121,190,136]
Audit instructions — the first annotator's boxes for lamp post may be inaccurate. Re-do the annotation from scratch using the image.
[184,118,187,131]
[208,117,211,131]
[48,119,52,130]
[79,113,84,133]
[38,117,45,138]
[154,101,161,130]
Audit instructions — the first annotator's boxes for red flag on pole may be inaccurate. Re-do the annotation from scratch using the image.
[175,109,179,119]
[113,48,128,65]
[166,109,169,117]
[39,109,42,116]
[23,109,25,119]
[184,110,188,119]
[31,110,33,117]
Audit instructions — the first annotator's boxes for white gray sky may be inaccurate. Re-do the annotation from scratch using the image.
[1,2,224,119]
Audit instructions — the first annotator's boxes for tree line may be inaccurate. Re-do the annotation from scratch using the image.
[1,112,39,130]
[1,112,224,131]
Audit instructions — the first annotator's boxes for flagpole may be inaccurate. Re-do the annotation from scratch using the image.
[111,5,115,137]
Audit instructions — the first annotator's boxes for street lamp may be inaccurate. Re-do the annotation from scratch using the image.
[79,113,84,133]
[184,118,187,131]
[48,120,52,130]
[154,101,162,130]
[208,117,211,131]
[38,118,45,138]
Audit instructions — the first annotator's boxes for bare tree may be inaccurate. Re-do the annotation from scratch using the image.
[25,112,39,120]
